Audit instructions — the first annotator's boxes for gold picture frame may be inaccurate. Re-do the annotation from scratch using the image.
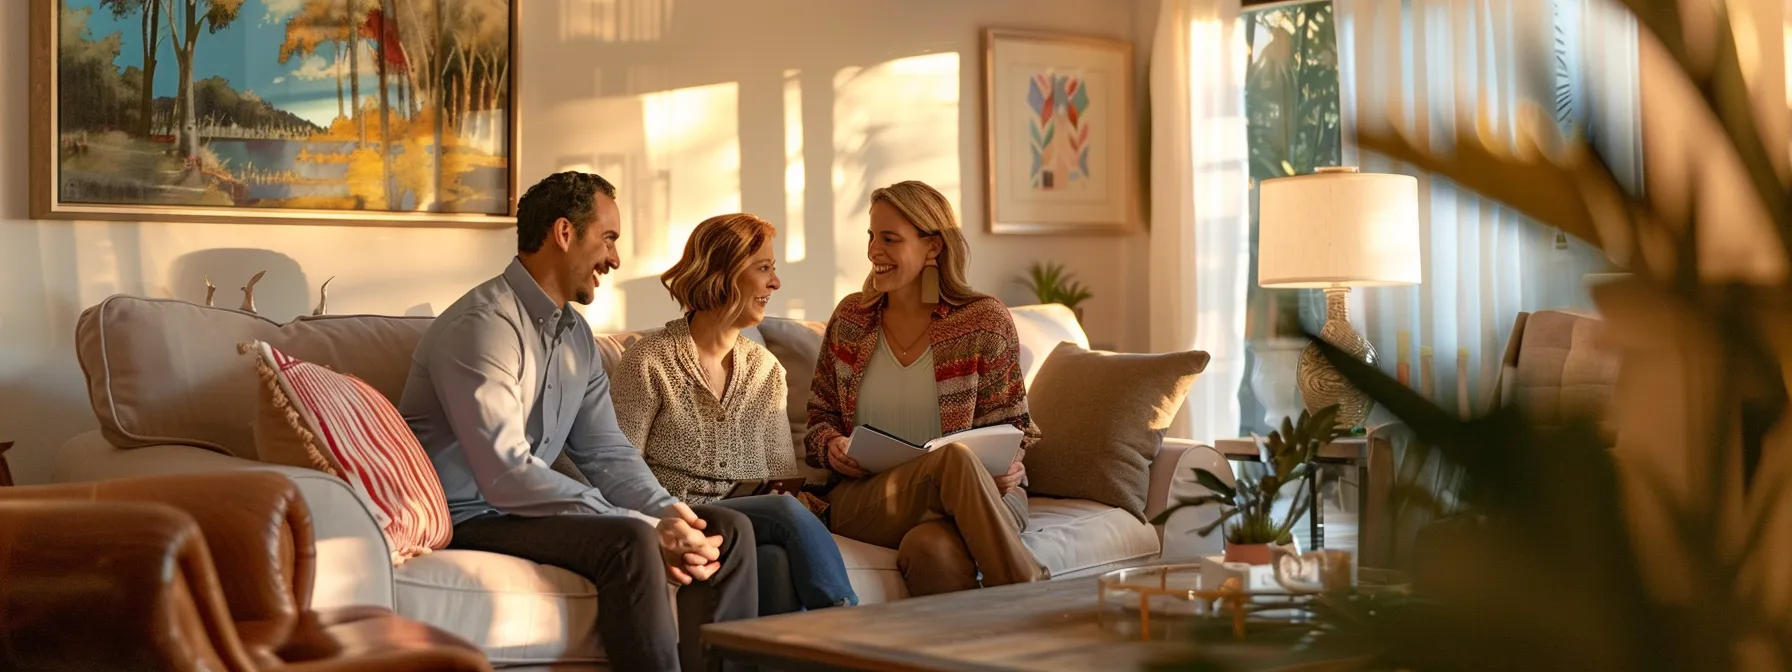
[982,28,1137,235]
[29,0,519,228]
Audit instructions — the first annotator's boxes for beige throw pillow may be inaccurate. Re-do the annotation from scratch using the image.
[1023,342,1210,522]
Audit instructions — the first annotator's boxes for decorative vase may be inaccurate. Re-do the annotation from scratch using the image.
[1223,543,1273,565]
[1250,338,1306,428]
[1298,287,1377,430]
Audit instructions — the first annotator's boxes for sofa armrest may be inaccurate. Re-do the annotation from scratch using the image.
[53,431,395,610]
[1150,438,1233,561]
[0,499,246,670]
[1146,438,1200,521]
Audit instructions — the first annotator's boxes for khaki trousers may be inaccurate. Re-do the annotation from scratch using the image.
[826,443,1042,595]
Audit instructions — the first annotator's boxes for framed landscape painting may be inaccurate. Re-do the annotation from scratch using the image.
[29,0,517,228]
[982,29,1135,234]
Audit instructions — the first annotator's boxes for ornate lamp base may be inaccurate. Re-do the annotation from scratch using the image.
[1297,287,1376,430]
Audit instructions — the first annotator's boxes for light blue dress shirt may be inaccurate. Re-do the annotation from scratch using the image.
[400,258,679,524]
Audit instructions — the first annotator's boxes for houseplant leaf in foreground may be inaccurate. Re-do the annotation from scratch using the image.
[1154,334,1781,670]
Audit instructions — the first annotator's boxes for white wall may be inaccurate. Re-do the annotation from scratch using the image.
[0,0,1153,484]
[524,0,1154,341]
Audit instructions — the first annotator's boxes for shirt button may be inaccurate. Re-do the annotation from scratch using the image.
[535,318,544,325]
[547,383,554,389]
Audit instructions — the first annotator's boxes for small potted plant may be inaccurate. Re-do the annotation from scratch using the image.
[1152,404,1347,564]
[1014,261,1094,322]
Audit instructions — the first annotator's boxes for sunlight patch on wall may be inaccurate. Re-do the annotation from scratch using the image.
[784,69,807,263]
[540,79,740,332]
[573,284,624,329]
[643,82,742,271]
[831,52,961,304]
[559,0,675,43]
[1783,6,1792,185]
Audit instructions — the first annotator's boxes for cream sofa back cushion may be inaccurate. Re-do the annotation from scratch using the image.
[76,296,431,459]
[1008,303,1092,390]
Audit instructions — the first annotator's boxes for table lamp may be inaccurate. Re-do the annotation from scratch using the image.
[1258,166,1420,430]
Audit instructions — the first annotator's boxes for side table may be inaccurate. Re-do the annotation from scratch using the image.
[1210,437,1388,568]
[0,441,13,486]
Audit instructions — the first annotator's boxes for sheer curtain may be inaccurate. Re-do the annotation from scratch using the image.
[1150,0,1250,442]
[1333,0,1639,416]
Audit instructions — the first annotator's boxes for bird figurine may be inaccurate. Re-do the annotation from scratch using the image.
[204,275,216,307]
[241,271,266,314]
[313,276,334,316]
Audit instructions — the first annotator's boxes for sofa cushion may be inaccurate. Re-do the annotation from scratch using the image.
[397,541,911,666]
[755,317,828,479]
[593,329,652,378]
[1020,497,1161,577]
[1023,342,1209,522]
[1008,304,1091,390]
[1500,310,1618,440]
[75,295,431,458]
[833,532,898,571]
[394,550,602,666]
[248,341,453,564]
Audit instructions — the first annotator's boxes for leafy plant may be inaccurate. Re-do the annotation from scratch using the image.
[1243,3,1340,182]
[1152,405,1349,545]
[1014,261,1093,310]
[1158,0,1792,669]
[1241,1,1340,343]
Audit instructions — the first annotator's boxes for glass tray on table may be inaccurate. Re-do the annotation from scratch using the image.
[1095,562,1318,642]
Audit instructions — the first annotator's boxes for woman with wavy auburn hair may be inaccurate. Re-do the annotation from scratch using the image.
[613,213,857,614]
[806,181,1045,597]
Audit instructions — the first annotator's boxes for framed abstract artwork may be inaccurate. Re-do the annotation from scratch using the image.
[982,29,1136,235]
[29,0,517,228]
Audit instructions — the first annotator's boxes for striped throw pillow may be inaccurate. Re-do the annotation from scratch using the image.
[246,341,452,564]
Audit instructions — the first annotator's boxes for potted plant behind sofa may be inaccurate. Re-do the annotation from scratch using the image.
[1153,404,1348,564]
[1014,261,1094,323]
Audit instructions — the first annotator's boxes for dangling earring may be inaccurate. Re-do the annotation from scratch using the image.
[920,259,941,305]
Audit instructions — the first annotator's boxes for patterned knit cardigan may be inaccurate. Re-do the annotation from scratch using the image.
[805,292,1041,472]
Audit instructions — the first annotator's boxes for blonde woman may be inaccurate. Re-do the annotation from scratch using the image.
[806,181,1045,596]
[613,213,856,614]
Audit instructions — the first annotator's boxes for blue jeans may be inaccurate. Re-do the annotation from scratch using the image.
[714,494,858,613]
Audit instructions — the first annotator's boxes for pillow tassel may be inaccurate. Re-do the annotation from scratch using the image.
[248,342,344,479]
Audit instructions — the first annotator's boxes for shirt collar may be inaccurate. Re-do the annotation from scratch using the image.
[503,257,565,328]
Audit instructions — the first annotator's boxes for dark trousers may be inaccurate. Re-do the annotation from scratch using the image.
[450,505,757,672]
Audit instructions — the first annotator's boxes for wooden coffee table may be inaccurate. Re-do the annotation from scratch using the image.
[702,576,1356,671]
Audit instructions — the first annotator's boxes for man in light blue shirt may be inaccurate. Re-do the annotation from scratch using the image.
[400,172,756,672]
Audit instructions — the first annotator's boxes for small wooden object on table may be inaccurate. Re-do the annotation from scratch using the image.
[0,441,13,486]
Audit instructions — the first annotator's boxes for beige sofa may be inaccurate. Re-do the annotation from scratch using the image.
[54,295,1214,669]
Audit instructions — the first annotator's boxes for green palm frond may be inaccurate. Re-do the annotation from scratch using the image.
[1013,261,1094,309]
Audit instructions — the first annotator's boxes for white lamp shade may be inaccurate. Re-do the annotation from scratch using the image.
[1258,170,1421,288]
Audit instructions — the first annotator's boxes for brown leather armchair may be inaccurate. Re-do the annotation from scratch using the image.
[0,471,490,672]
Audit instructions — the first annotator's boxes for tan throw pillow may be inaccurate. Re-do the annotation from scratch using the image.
[1023,342,1210,522]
